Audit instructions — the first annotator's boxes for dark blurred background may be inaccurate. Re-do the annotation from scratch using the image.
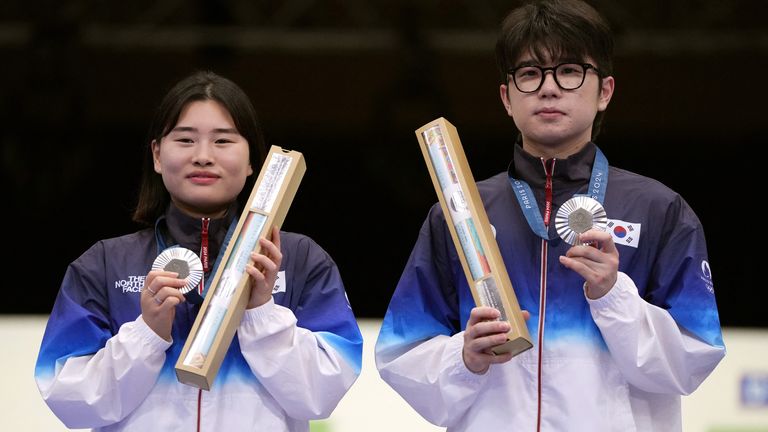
[1,1,764,326]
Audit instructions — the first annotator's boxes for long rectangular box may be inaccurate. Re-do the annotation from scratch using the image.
[416,117,532,356]
[175,145,306,390]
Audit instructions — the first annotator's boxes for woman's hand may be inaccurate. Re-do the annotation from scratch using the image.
[141,270,187,341]
[245,226,283,309]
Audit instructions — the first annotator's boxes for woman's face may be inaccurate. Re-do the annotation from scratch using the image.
[152,99,253,218]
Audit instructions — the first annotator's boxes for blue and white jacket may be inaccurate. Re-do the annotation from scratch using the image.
[35,205,363,431]
[375,143,725,431]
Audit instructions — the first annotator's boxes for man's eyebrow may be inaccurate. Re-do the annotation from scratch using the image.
[559,56,583,63]
[513,59,537,68]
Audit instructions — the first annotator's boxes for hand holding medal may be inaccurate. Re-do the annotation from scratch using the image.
[556,196,619,299]
[141,248,204,341]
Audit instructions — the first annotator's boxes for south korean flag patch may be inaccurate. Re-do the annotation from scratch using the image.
[606,219,641,248]
[272,270,287,294]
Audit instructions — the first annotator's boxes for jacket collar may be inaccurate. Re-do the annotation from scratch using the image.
[508,142,597,190]
[156,202,239,261]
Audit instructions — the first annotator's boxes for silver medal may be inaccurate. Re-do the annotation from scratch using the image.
[152,247,204,294]
[554,196,608,245]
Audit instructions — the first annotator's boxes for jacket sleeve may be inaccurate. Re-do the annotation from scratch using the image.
[590,195,725,395]
[375,206,487,427]
[34,243,171,429]
[237,237,362,420]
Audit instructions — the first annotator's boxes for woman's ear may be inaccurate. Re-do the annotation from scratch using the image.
[151,140,162,174]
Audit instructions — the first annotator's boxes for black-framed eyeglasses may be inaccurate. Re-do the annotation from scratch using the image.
[507,63,600,93]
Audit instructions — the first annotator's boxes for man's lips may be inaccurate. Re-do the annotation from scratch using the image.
[535,108,565,115]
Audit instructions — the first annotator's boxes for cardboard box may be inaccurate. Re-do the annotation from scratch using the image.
[416,117,532,356]
[175,145,306,390]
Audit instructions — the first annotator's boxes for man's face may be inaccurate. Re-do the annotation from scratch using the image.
[499,52,614,156]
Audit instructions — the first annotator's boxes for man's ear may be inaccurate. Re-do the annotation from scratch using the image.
[499,84,513,117]
[597,76,615,112]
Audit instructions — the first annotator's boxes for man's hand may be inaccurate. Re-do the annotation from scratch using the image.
[462,307,530,374]
[559,228,619,299]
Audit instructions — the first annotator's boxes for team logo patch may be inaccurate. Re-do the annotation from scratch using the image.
[606,219,641,248]
[700,260,714,293]
[272,270,287,294]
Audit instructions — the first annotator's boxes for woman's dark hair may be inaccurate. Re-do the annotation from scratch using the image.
[132,71,267,225]
[495,0,614,139]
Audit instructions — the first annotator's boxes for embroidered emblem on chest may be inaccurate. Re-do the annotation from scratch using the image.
[272,270,287,294]
[606,219,641,248]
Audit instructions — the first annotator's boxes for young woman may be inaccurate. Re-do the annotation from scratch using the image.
[35,71,362,431]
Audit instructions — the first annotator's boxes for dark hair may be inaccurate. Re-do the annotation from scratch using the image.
[132,71,267,225]
[495,0,614,138]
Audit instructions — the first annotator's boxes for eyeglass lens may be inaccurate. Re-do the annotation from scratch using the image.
[513,64,587,93]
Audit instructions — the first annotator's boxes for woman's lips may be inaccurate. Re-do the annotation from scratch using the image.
[187,172,219,185]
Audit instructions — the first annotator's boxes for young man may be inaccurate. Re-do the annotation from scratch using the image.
[375,1,725,431]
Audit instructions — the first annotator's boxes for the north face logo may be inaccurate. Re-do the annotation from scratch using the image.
[115,275,146,293]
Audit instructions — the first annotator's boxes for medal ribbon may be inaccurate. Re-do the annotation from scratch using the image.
[508,147,609,240]
[200,218,210,272]
[155,214,240,299]
[199,218,210,294]
[543,158,555,227]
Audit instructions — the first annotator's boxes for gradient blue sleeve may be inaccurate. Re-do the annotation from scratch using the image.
[293,237,363,374]
[236,235,363,420]
[35,242,113,381]
[646,195,724,348]
[376,204,461,360]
